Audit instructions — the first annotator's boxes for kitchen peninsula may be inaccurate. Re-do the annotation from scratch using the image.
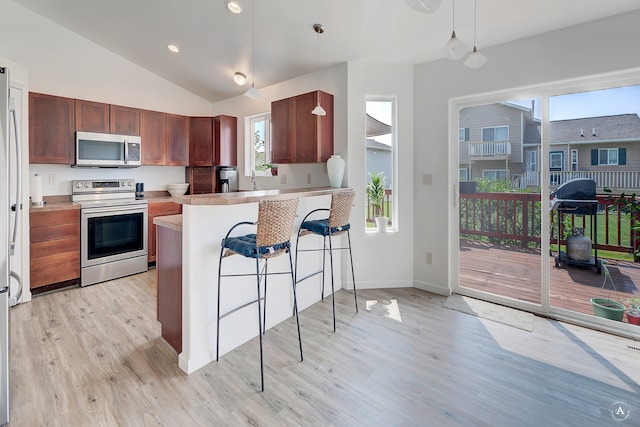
[154,187,353,374]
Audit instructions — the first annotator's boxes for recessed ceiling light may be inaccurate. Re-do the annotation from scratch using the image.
[226,0,242,14]
[234,72,247,86]
[167,44,180,53]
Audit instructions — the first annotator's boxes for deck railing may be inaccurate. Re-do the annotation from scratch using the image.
[468,140,512,158]
[520,170,640,192]
[459,192,639,255]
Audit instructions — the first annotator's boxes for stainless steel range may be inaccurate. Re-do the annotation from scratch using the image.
[72,179,148,286]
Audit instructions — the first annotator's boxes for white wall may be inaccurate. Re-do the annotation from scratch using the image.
[413,10,640,295]
[346,62,414,288]
[0,0,214,196]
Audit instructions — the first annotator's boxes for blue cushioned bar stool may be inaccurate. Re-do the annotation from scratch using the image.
[216,198,302,392]
[295,190,357,332]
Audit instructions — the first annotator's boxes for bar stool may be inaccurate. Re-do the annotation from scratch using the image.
[216,198,302,392]
[294,190,357,332]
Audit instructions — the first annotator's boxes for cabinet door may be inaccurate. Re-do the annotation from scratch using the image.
[140,109,167,165]
[317,91,334,162]
[148,202,182,263]
[189,117,214,166]
[29,92,75,164]
[75,99,110,133]
[186,167,215,194]
[293,92,319,163]
[166,114,189,166]
[110,105,140,135]
[214,115,237,166]
[271,98,294,163]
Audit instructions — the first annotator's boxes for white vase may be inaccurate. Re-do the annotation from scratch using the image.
[327,155,345,188]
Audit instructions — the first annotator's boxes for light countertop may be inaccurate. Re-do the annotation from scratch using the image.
[172,187,351,206]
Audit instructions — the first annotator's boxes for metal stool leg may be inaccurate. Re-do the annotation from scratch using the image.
[262,260,268,334]
[327,232,336,332]
[216,250,224,361]
[321,235,327,300]
[288,250,303,361]
[347,230,358,313]
[255,258,264,392]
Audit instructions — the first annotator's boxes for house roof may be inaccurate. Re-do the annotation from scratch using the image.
[550,114,640,143]
[366,139,392,151]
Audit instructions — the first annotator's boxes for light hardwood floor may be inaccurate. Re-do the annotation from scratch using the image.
[9,270,640,426]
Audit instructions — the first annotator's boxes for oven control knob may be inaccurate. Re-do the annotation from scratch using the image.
[84,182,90,188]
[128,181,133,187]
[76,182,82,188]
[120,181,125,187]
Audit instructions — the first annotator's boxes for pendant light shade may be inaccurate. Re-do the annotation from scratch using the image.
[464,0,487,69]
[406,0,442,14]
[244,0,261,99]
[311,24,326,116]
[441,0,467,60]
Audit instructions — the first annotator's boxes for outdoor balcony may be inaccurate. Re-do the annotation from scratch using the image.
[467,140,512,159]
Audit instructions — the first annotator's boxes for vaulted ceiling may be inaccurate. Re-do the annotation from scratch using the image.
[13,0,640,102]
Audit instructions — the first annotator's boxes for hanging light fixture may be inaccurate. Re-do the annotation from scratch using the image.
[464,0,487,69]
[311,24,326,116]
[441,0,467,60]
[405,0,442,14]
[244,0,261,99]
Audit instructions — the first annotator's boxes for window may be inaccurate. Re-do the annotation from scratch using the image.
[481,126,508,142]
[459,128,469,141]
[571,149,578,171]
[550,151,564,170]
[365,98,396,231]
[459,168,468,181]
[482,170,508,181]
[527,150,537,172]
[598,148,619,165]
[246,113,271,174]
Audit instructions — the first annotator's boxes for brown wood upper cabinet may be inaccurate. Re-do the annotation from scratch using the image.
[166,114,189,166]
[110,104,140,135]
[140,109,167,165]
[188,115,237,166]
[29,92,75,164]
[75,99,110,133]
[271,90,334,164]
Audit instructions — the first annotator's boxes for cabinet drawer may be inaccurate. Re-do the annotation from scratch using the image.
[149,202,182,216]
[30,252,80,288]
[31,223,80,243]
[30,209,80,227]
[31,237,80,259]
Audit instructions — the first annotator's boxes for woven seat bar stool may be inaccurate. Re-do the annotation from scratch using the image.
[216,198,302,392]
[294,190,357,332]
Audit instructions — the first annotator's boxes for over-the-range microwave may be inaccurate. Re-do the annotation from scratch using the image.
[74,131,141,168]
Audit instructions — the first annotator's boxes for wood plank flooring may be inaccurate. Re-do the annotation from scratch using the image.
[9,270,640,426]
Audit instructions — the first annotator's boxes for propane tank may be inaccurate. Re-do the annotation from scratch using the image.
[567,228,592,261]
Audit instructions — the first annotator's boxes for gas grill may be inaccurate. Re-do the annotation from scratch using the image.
[550,178,601,274]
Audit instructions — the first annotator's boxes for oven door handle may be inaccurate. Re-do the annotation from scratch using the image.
[83,205,147,215]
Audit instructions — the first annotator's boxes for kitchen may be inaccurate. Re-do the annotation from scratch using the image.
[3,0,640,425]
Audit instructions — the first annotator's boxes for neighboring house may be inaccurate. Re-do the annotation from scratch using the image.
[459,103,640,191]
[458,101,540,183]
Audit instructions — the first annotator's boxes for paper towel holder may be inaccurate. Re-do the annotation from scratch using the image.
[31,173,44,207]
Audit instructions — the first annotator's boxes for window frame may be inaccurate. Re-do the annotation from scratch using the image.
[598,148,619,166]
[482,169,509,181]
[481,125,509,142]
[245,112,272,176]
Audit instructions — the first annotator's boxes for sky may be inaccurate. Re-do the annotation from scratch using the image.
[511,84,640,121]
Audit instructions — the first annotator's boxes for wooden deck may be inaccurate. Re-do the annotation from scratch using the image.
[459,240,640,322]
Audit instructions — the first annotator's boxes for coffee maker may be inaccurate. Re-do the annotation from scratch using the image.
[216,166,237,193]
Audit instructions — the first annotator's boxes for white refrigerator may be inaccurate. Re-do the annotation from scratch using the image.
[1,65,24,425]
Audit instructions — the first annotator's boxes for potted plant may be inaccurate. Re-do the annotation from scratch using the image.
[367,172,387,232]
[626,297,640,325]
[257,163,278,176]
[590,260,626,321]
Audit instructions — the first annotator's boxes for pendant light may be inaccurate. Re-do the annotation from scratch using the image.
[311,24,326,116]
[244,0,261,99]
[464,0,487,69]
[441,0,467,60]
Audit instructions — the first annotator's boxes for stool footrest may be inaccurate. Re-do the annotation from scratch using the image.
[295,269,323,285]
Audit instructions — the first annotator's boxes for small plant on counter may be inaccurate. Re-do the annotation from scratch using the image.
[626,296,640,325]
[257,163,278,175]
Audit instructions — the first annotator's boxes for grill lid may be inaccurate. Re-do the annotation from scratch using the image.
[551,178,596,200]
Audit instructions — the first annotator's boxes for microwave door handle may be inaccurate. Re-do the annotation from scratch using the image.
[124,137,129,166]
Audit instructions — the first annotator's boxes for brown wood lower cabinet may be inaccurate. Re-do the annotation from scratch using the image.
[148,201,182,263]
[30,208,81,289]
